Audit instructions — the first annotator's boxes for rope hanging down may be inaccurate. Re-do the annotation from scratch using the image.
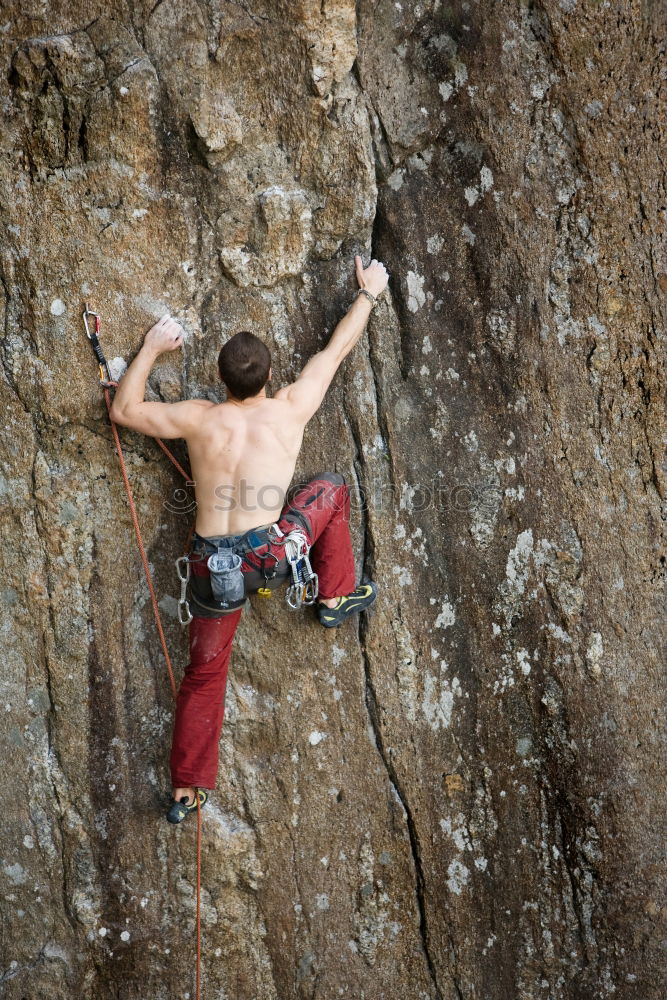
[83,304,203,1000]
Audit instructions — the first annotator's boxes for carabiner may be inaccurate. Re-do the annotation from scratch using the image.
[175,555,192,625]
[286,584,302,610]
[175,555,191,583]
[302,572,319,605]
[82,303,100,340]
[283,529,318,610]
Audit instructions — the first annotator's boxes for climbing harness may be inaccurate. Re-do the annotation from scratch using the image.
[182,520,318,617]
[284,529,319,609]
[82,305,204,1000]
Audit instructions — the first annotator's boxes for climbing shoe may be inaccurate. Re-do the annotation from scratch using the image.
[166,788,208,824]
[317,581,378,628]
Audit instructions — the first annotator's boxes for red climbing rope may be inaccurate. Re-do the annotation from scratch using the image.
[83,306,203,1000]
[154,434,193,483]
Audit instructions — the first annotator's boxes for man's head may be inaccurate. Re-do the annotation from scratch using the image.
[218,331,271,401]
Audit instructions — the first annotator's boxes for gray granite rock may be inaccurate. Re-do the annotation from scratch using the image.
[0,2,665,998]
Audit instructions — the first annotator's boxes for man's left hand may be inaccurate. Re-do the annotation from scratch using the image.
[144,314,184,356]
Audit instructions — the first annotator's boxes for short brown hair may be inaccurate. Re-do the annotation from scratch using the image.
[217,331,271,400]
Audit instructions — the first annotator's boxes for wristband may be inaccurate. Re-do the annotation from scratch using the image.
[357,288,378,309]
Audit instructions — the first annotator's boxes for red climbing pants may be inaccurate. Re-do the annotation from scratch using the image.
[169,473,356,789]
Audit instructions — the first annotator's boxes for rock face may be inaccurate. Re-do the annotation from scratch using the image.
[1,2,665,998]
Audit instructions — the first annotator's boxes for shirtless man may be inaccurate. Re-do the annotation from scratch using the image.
[110,254,389,822]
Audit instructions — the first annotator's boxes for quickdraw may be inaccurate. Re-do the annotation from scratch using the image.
[83,303,112,385]
[284,530,319,609]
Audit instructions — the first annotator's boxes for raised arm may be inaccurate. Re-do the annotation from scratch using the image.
[109,315,210,438]
[275,255,389,421]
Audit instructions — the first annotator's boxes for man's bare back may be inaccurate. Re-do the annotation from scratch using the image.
[185,394,306,536]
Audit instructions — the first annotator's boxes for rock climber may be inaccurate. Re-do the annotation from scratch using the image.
[109,254,389,824]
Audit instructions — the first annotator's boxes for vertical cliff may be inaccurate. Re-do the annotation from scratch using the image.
[0,2,665,998]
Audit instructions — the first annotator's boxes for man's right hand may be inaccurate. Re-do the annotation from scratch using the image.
[277,256,389,423]
[355,255,389,298]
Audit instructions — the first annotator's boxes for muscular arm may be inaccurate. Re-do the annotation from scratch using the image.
[276,256,388,421]
[109,315,207,438]
[275,294,372,417]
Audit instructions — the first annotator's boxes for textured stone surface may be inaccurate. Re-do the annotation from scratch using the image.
[1,2,665,998]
